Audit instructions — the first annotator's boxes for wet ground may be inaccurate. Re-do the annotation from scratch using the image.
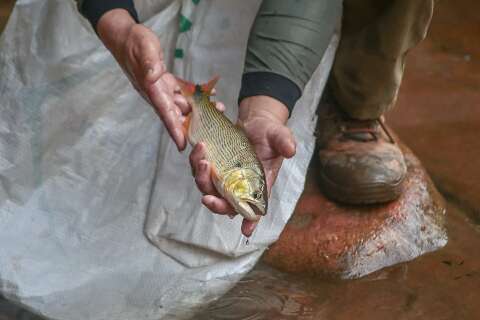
[1,0,479,319]
[198,203,480,319]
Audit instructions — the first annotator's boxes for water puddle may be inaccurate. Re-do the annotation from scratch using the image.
[196,266,320,320]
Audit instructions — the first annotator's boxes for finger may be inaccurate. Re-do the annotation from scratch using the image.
[143,62,164,87]
[267,125,296,158]
[174,93,191,114]
[214,101,226,112]
[195,160,218,195]
[174,85,181,94]
[241,219,258,237]
[202,195,235,215]
[189,142,206,175]
[162,72,180,95]
[147,81,186,150]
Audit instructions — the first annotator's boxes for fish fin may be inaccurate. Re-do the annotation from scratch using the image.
[176,77,196,97]
[201,76,219,96]
[182,113,192,137]
[210,164,220,181]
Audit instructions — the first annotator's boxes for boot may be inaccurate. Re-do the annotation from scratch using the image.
[316,98,407,205]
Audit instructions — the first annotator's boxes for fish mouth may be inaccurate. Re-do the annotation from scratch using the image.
[237,200,266,222]
[247,200,266,216]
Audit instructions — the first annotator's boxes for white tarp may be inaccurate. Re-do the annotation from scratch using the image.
[0,0,339,319]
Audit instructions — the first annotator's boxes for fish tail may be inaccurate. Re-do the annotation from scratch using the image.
[175,77,196,97]
[200,75,219,96]
[176,75,219,97]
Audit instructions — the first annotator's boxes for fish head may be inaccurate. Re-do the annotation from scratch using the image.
[224,168,268,222]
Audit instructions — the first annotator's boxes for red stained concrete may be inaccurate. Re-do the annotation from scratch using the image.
[264,143,447,277]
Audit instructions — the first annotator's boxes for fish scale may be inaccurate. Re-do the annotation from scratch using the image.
[189,93,262,177]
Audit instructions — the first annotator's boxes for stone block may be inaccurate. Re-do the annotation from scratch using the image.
[263,144,448,279]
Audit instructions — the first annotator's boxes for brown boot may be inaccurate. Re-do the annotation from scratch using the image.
[316,99,407,205]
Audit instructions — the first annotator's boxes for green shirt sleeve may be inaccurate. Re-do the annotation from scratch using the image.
[239,0,342,111]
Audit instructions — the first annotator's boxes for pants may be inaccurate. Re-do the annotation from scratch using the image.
[331,0,435,119]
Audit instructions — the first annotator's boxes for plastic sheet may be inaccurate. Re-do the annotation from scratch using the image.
[0,0,340,319]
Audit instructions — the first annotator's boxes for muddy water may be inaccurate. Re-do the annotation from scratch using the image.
[197,203,480,320]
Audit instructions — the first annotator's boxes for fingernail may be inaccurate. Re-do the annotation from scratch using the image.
[200,162,207,171]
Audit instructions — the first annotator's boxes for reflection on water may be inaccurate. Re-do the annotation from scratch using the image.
[196,265,320,320]
[1,204,479,320]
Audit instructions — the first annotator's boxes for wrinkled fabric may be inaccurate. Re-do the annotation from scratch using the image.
[0,0,340,319]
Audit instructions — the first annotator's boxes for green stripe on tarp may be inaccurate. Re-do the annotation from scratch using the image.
[179,14,192,32]
[192,0,200,4]
[174,48,184,58]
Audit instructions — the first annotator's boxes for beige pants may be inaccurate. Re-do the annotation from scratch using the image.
[331,0,435,119]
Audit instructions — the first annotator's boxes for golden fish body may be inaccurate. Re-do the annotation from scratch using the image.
[180,77,267,221]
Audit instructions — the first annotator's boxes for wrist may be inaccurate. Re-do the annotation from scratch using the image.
[238,96,289,125]
[97,9,137,54]
[238,72,301,115]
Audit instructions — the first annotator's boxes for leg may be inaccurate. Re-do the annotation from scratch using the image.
[316,0,434,204]
[332,0,435,119]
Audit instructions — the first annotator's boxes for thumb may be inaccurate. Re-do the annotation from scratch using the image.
[267,124,296,159]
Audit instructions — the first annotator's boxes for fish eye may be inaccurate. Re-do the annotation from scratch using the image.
[252,191,261,200]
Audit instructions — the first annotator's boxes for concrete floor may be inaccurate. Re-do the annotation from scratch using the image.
[0,0,479,319]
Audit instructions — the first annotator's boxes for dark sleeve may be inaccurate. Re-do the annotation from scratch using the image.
[238,0,342,114]
[78,0,139,31]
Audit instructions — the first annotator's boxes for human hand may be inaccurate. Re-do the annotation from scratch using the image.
[97,9,189,150]
[190,96,296,237]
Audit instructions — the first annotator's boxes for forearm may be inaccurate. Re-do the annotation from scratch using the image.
[75,0,139,32]
[97,10,136,53]
[239,0,342,113]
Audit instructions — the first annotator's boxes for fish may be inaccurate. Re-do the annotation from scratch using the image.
[177,76,268,222]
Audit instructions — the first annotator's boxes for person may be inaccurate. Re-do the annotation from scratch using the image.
[75,0,434,234]
[317,0,434,204]
[0,1,436,318]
